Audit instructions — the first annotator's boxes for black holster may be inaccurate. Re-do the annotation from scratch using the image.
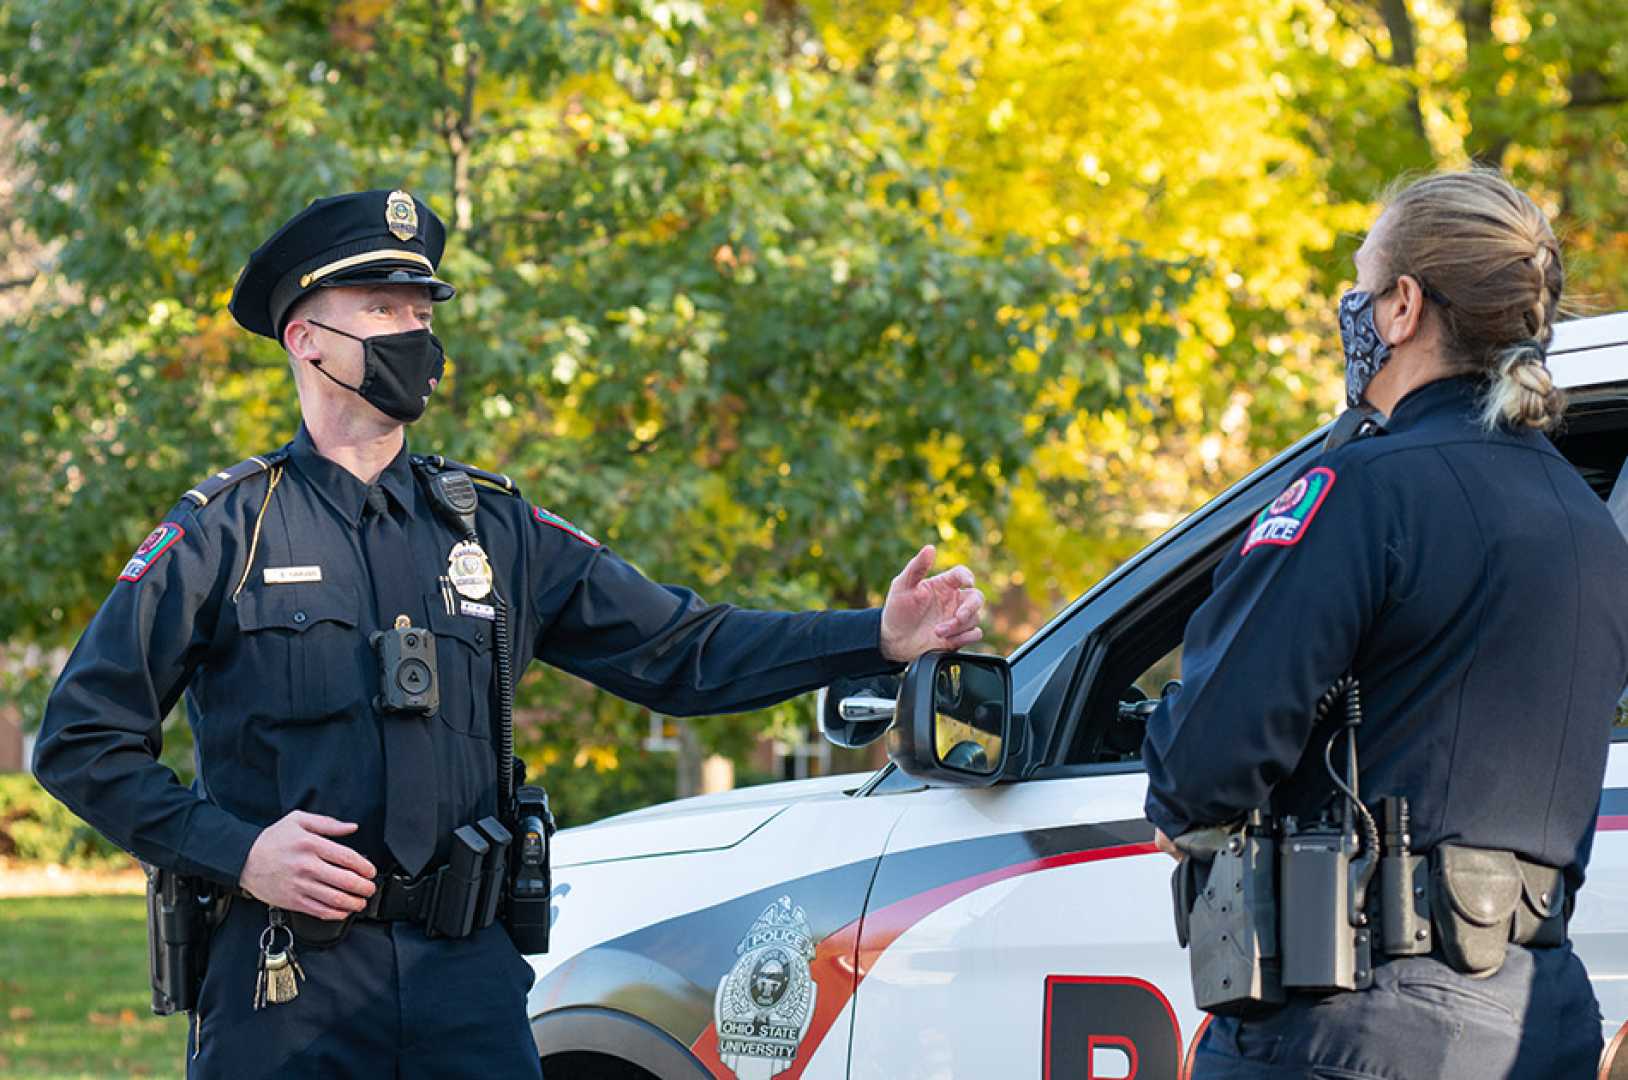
[144,864,224,1015]
[1172,812,1284,1016]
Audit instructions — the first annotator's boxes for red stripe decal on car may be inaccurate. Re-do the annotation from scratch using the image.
[689,840,1158,1078]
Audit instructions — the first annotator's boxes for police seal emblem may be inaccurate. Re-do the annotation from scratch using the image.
[447,539,494,600]
[713,896,818,1079]
[385,190,420,242]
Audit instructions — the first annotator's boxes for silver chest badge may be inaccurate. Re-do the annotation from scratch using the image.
[714,896,818,1078]
[447,540,494,600]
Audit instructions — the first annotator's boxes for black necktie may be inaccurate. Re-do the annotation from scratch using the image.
[362,485,437,877]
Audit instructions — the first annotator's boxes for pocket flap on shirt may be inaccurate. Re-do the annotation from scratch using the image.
[236,584,360,634]
[427,603,490,651]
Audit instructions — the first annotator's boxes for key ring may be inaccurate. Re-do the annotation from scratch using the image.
[259,923,295,954]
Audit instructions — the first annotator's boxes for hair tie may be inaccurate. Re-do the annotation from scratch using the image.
[1508,338,1547,362]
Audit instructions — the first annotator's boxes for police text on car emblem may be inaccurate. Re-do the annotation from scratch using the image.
[713,896,818,1078]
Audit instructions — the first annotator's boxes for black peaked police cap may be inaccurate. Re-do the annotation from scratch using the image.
[229,189,456,341]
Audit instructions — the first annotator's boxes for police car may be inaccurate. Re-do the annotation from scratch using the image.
[526,311,1628,1080]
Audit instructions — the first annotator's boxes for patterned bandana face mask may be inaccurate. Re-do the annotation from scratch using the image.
[1338,289,1391,408]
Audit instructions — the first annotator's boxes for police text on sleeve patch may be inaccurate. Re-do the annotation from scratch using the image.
[119,523,185,582]
[532,506,601,548]
[1240,467,1336,555]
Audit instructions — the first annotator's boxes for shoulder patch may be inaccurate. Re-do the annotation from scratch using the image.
[1241,467,1336,556]
[533,506,601,548]
[182,450,287,508]
[119,523,185,583]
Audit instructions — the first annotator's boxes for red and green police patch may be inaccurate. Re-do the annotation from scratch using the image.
[1240,467,1336,555]
[119,523,185,582]
[532,506,600,548]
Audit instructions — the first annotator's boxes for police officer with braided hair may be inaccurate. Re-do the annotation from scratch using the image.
[32,190,986,1078]
[1144,168,1628,1077]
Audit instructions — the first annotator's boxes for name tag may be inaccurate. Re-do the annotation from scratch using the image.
[264,566,323,585]
[459,599,496,621]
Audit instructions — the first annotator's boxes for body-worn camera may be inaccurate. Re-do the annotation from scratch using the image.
[371,618,438,714]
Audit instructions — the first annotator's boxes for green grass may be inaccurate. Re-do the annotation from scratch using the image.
[0,895,188,1079]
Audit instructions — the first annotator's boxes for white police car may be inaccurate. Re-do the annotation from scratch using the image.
[526,311,1628,1080]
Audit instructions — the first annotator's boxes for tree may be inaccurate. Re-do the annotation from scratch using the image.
[1287,0,1628,307]
[0,0,1189,818]
[794,0,1366,607]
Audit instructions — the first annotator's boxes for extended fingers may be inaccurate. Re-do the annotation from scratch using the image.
[898,545,936,590]
[294,811,359,837]
[300,878,370,917]
[934,587,985,637]
[308,835,377,880]
[928,564,975,591]
[942,627,983,650]
[310,857,376,901]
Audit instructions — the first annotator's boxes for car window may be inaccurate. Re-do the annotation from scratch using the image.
[1057,555,1218,769]
[1137,643,1184,700]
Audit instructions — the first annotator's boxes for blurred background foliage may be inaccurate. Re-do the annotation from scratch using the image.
[0,0,1623,826]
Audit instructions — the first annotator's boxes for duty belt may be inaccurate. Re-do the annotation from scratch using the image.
[361,870,441,924]
[281,862,498,948]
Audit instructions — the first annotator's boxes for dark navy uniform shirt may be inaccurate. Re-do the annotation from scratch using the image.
[1145,376,1628,889]
[34,427,895,888]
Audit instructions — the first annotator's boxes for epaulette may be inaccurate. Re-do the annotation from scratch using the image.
[181,449,290,508]
[410,454,523,497]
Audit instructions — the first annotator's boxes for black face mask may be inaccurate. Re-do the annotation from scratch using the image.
[306,320,446,423]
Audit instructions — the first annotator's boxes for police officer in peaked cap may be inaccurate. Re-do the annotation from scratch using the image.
[1144,169,1628,1077]
[33,189,987,1078]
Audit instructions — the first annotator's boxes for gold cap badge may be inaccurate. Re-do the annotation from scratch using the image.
[385,190,420,243]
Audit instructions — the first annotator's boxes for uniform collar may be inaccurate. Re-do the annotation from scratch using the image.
[287,425,418,525]
[1380,375,1483,433]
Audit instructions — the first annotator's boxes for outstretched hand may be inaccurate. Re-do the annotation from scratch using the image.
[879,545,986,663]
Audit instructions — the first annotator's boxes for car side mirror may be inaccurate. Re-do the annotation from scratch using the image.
[818,674,903,749]
[888,651,1012,787]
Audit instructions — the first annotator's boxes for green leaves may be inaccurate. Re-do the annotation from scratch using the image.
[0,0,1193,806]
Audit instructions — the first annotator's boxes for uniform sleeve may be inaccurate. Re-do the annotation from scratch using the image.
[32,509,263,888]
[1142,458,1395,838]
[526,511,898,716]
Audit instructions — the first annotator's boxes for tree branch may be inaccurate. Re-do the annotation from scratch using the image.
[1458,0,1510,166]
[1568,68,1627,111]
[1375,0,1417,67]
[434,0,482,235]
[1324,0,1386,61]
[1370,0,1427,141]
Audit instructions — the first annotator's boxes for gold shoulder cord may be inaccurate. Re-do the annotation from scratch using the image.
[232,466,284,601]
